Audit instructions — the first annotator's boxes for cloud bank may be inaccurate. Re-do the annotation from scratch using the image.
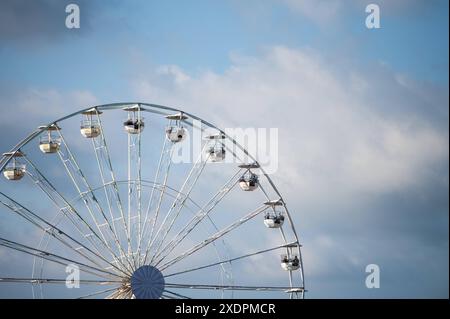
[128,45,449,297]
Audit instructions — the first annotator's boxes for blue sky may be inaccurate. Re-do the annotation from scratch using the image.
[0,0,448,298]
[1,1,448,92]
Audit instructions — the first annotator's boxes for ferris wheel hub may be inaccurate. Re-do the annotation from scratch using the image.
[130,265,165,299]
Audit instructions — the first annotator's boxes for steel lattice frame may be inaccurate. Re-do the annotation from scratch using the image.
[0,102,305,299]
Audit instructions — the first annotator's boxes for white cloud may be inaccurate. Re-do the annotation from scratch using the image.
[131,46,449,201]
[156,65,191,85]
[0,88,98,127]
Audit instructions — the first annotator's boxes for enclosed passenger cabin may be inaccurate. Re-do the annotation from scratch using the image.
[123,105,145,134]
[280,254,300,271]
[205,133,226,162]
[263,199,285,228]
[165,112,188,143]
[38,124,61,154]
[239,173,258,191]
[264,211,285,228]
[80,108,102,138]
[207,145,226,162]
[2,151,26,181]
[238,163,260,191]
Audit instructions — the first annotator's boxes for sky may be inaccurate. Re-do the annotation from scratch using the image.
[0,0,448,298]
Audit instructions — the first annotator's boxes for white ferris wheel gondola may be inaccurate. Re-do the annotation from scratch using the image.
[280,243,302,271]
[123,105,145,134]
[263,199,285,228]
[165,112,188,143]
[204,132,226,162]
[263,212,285,228]
[280,254,300,271]
[80,108,102,138]
[2,151,26,181]
[38,124,61,154]
[238,163,260,191]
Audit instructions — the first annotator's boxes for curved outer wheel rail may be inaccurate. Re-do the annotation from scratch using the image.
[0,102,305,299]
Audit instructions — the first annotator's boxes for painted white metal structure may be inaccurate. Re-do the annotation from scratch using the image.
[0,102,305,299]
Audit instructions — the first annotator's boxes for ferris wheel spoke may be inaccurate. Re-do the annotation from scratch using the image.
[105,287,131,299]
[163,242,298,278]
[148,143,209,265]
[158,204,267,271]
[147,163,171,246]
[90,110,132,270]
[0,277,121,284]
[22,155,133,275]
[0,192,129,278]
[141,142,174,266]
[140,136,173,266]
[118,290,133,299]
[152,168,242,266]
[76,286,121,299]
[163,289,191,299]
[52,132,135,272]
[0,237,119,280]
[105,291,120,299]
[124,105,145,269]
[164,283,303,292]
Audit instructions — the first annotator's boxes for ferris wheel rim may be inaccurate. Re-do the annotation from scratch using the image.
[0,101,305,298]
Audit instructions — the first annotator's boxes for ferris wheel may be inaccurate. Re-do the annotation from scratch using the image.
[0,103,305,299]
